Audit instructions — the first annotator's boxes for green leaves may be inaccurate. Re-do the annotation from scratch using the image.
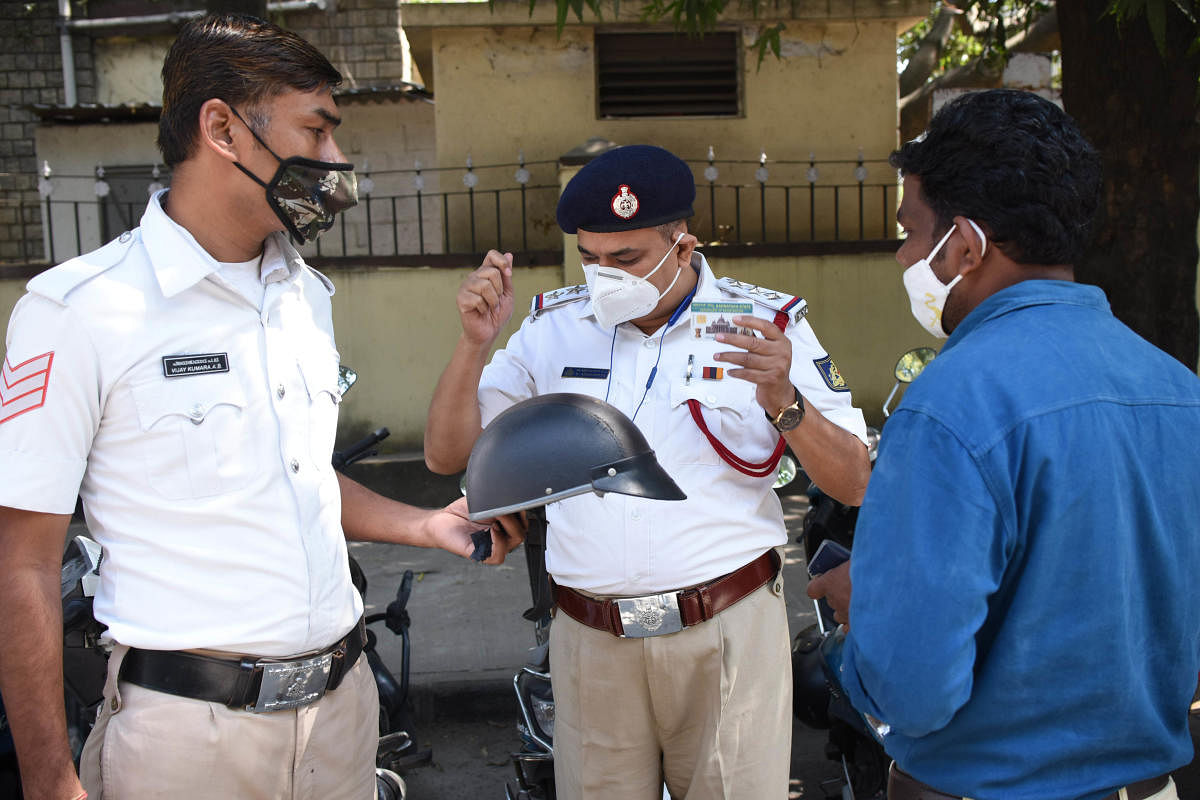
[1105,0,1199,56]
[753,22,783,68]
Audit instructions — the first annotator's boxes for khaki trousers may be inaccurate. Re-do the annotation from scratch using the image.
[550,576,793,800]
[79,644,378,800]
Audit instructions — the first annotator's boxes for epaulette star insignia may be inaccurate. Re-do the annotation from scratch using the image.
[715,277,808,324]
[530,283,590,318]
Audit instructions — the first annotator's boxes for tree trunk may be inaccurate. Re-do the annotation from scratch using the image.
[1058,0,1200,369]
[899,7,961,98]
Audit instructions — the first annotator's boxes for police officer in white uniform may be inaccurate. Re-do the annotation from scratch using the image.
[425,145,871,799]
[0,15,517,800]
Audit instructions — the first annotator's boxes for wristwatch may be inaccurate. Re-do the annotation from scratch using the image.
[767,386,805,432]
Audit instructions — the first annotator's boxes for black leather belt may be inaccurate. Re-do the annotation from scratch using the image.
[120,616,366,713]
[888,763,1171,800]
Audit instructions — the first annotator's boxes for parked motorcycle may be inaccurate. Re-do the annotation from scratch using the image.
[506,508,556,800]
[0,367,425,800]
[791,346,936,800]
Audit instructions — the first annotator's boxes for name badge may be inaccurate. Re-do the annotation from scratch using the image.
[561,367,609,379]
[162,353,230,378]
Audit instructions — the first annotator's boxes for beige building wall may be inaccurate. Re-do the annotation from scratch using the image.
[424,16,905,251]
[429,21,899,162]
[94,37,171,106]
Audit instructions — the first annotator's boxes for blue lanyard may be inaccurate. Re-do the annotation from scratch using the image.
[605,285,698,421]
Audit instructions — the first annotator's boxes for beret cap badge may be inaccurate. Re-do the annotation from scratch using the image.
[557,145,695,233]
[611,185,639,220]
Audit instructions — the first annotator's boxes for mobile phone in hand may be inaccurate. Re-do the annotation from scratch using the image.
[807,538,851,578]
[807,538,851,632]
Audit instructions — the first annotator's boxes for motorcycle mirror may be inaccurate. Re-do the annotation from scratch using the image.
[338,365,358,396]
[893,347,937,384]
[883,348,938,418]
[772,454,797,490]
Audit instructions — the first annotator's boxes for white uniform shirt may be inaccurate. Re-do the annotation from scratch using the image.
[0,191,361,656]
[479,253,867,595]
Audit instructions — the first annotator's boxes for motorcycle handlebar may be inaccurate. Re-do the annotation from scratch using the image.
[332,427,391,472]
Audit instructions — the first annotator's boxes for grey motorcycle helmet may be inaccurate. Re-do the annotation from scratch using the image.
[465,393,686,520]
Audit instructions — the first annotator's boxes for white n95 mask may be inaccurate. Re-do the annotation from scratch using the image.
[902,219,987,338]
[583,232,685,329]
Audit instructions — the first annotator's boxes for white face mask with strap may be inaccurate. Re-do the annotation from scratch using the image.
[901,219,988,338]
[582,232,685,329]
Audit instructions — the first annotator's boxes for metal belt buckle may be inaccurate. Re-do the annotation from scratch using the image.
[616,592,683,638]
[250,652,334,712]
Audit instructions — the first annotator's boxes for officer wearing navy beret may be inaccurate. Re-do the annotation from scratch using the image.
[426,144,871,799]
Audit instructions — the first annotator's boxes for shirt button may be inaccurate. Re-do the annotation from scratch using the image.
[643,339,656,349]
[290,458,300,473]
[188,404,204,424]
[706,395,716,404]
[277,384,286,399]
[631,510,642,520]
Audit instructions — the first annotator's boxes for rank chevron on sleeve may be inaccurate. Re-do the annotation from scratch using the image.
[0,351,55,425]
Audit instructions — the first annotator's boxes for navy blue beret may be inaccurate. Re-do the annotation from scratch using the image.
[556,145,696,234]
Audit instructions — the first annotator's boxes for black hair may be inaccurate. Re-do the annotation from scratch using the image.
[890,89,1101,266]
[158,14,342,167]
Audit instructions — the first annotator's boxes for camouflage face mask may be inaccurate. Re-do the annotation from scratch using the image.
[229,106,358,243]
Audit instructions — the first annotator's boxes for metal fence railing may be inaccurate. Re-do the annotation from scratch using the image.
[4,151,899,266]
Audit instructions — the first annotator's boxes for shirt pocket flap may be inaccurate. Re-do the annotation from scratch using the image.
[298,356,343,404]
[132,373,248,431]
[669,376,754,418]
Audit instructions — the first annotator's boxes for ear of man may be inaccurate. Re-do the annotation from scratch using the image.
[951,215,989,276]
[674,229,698,268]
[197,99,244,164]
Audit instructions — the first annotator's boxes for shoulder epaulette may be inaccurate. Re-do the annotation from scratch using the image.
[529,283,589,319]
[305,265,336,296]
[27,229,138,305]
[715,277,808,324]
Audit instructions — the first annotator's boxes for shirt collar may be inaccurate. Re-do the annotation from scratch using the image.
[943,279,1108,353]
[139,189,303,298]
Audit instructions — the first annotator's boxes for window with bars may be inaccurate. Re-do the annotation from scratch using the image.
[595,31,741,118]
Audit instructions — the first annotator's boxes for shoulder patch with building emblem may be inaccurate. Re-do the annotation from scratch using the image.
[814,355,849,392]
[715,277,808,324]
[529,283,589,319]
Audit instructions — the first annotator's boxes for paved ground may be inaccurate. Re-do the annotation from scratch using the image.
[346,462,1200,800]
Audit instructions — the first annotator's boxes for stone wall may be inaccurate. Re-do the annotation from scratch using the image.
[287,0,416,88]
[0,0,95,263]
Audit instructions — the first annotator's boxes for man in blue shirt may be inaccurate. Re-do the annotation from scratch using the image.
[808,89,1200,800]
